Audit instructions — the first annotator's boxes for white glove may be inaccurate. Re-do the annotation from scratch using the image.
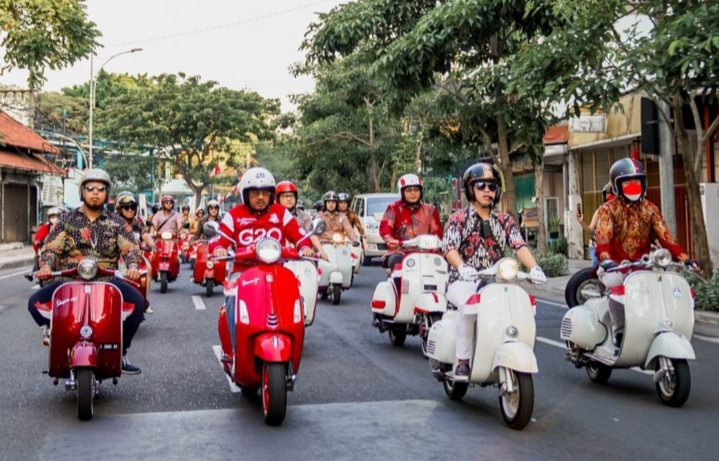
[458,264,478,281]
[529,266,547,284]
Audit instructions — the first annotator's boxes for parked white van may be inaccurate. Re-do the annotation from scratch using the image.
[350,193,400,264]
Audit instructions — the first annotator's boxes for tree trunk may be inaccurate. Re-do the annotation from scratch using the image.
[535,162,547,257]
[370,158,381,192]
[672,96,713,274]
[496,117,519,224]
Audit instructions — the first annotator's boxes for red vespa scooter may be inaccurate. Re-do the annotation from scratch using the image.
[151,223,188,293]
[33,259,147,421]
[192,222,227,297]
[215,220,325,426]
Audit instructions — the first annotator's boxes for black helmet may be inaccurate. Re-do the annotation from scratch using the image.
[313,200,323,212]
[115,192,138,214]
[462,163,502,206]
[297,200,305,210]
[151,203,161,214]
[323,191,339,211]
[338,192,351,203]
[610,158,646,202]
[181,204,190,211]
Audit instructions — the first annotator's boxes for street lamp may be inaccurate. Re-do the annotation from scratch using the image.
[88,48,143,168]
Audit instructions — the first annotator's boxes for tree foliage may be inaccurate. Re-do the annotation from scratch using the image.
[97,73,280,205]
[0,0,100,89]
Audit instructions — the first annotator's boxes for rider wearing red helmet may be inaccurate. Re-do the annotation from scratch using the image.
[276,180,328,260]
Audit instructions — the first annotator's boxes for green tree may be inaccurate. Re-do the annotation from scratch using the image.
[0,0,100,89]
[303,0,622,254]
[97,73,280,205]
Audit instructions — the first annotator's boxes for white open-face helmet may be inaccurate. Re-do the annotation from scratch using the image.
[239,167,276,206]
[78,168,111,203]
[397,173,423,202]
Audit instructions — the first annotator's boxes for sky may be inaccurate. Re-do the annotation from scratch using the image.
[2,0,348,112]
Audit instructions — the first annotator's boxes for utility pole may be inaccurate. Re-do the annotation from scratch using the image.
[657,100,677,235]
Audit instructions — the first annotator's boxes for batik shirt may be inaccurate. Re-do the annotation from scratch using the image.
[318,211,357,241]
[293,208,313,233]
[40,207,141,281]
[595,198,687,263]
[380,200,442,242]
[442,206,526,283]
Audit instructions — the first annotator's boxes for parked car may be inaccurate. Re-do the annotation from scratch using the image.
[350,193,400,264]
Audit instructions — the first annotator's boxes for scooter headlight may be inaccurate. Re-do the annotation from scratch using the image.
[78,260,98,281]
[256,238,282,264]
[332,233,344,244]
[653,248,672,268]
[161,232,173,240]
[498,258,519,281]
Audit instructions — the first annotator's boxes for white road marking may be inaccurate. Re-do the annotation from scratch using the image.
[0,269,31,281]
[535,298,567,308]
[192,296,206,310]
[31,285,40,290]
[537,336,654,375]
[212,345,240,393]
[694,334,719,344]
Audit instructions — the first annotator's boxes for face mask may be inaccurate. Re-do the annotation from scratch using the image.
[623,183,642,202]
[50,217,58,224]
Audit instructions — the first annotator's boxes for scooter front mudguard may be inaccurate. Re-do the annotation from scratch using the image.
[69,343,99,368]
[491,341,538,375]
[254,332,293,363]
[159,260,170,271]
[329,271,343,285]
[644,332,695,369]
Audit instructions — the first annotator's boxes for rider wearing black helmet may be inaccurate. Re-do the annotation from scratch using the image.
[442,162,546,381]
[317,191,358,244]
[337,192,364,240]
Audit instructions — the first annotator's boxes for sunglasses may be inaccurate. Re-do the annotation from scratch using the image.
[119,205,137,212]
[84,185,106,192]
[473,182,498,192]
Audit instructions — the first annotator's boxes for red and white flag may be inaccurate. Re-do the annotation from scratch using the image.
[210,165,222,177]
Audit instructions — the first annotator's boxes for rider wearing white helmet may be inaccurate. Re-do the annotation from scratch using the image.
[210,168,314,364]
[193,199,223,240]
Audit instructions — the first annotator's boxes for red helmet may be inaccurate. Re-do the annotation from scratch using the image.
[161,195,175,204]
[276,181,298,199]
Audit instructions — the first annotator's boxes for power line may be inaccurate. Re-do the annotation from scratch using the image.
[107,0,336,48]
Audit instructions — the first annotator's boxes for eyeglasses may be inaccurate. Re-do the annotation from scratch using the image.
[473,182,498,192]
[84,185,106,192]
[208,206,219,210]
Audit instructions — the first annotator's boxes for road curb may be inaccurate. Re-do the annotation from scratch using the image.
[695,310,719,326]
[0,257,34,271]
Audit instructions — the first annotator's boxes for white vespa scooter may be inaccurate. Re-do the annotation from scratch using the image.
[350,227,363,281]
[561,248,697,407]
[284,259,320,326]
[370,234,448,354]
[317,232,355,305]
[427,257,539,430]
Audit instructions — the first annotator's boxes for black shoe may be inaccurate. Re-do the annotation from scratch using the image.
[121,357,141,375]
[613,332,623,348]
[454,362,470,382]
[24,274,34,282]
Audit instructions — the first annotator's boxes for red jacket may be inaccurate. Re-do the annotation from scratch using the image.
[209,204,311,270]
[379,201,442,242]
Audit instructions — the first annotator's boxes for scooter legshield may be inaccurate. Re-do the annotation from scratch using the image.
[49,283,124,379]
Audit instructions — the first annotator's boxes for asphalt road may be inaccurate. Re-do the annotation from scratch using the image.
[1,262,717,461]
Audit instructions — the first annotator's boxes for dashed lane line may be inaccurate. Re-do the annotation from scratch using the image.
[192,296,206,310]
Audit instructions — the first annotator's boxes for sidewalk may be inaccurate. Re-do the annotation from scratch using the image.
[0,244,35,271]
[534,258,719,327]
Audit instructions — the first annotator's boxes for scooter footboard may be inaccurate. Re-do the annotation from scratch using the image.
[254,332,293,362]
[491,342,538,374]
[414,292,447,315]
[644,333,695,369]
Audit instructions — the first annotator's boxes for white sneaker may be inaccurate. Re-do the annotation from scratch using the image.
[145,306,154,314]
[41,326,50,347]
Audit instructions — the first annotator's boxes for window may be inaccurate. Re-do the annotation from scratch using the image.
[366,197,395,216]
[595,150,610,189]
[355,198,365,217]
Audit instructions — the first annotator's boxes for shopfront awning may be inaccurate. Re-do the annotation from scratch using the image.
[569,133,640,151]
[0,150,65,175]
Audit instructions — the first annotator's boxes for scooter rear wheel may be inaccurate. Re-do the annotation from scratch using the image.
[499,371,534,430]
[388,329,406,347]
[262,362,287,426]
[656,358,691,407]
[443,379,469,401]
[586,361,612,384]
[206,278,214,297]
[76,368,94,421]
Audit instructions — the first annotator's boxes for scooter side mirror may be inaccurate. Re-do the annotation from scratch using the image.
[311,218,326,235]
[182,222,190,229]
[203,221,219,238]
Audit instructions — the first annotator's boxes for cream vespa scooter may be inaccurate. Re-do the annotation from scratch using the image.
[284,219,326,326]
[317,232,355,305]
[561,248,698,407]
[426,257,540,430]
[370,234,448,354]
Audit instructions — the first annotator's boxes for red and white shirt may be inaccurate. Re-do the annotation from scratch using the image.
[209,204,311,270]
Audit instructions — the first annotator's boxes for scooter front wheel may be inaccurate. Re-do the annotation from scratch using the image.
[160,272,168,293]
[262,362,287,426]
[499,370,534,430]
[656,358,691,407]
[76,368,94,421]
[443,378,469,401]
[331,283,342,305]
